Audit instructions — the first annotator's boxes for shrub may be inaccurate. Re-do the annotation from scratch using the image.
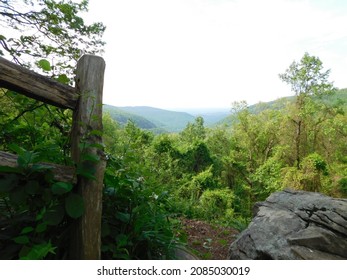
[176,166,218,201]
[339,177,347,196]
[198,188,234,220]
[101,157,179,260]
[0,148,82,260]
[300,153,328,192]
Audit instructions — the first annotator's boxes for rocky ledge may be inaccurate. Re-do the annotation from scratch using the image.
[229,189,347,260]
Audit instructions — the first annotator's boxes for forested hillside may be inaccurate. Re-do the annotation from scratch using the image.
[219,88,347,127]
[104,105,230,132]
[103,105,158,130]
[118,106,196,132]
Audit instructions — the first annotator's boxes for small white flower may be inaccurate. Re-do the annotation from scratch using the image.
[137,176,145,183]
[150,192,159,200]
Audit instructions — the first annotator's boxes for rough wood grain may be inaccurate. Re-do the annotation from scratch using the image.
[70,55,106,260]
[0,57,78,109]
[0,151,76,183]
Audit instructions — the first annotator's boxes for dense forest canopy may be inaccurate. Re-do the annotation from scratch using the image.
[0,0,346,260]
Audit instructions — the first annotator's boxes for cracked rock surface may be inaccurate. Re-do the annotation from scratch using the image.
[228,189,347,260]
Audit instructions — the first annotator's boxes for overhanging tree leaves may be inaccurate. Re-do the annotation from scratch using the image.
[0,0,105,157]
[0,0,105,79]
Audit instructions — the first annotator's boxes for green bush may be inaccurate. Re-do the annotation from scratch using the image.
[0,148,82,260]
[101,157,179,260]
[176,166,218,201]
[252,156,283,200]
[339,177,347,195]
[300,153,328,192]
[198,188,234,220]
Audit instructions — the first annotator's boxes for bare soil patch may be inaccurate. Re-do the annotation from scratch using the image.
[180,219,239,260]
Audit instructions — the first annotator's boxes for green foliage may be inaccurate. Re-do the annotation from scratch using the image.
[176,166,218,201]
[0,90,73,164]
[101,157,179,260]
[0,0,105,79]
[339,178,347,195]
[279,52,336,98]
[103,106,158,131]
[178,141,214,174]
[252,155,284,200]
[198,188,234,220]
[0,149,83,260]
[37,59,52,72]
[279,53,337,168]
[281,153,329,192]
[180,116,206,142]
[300,153,328,192]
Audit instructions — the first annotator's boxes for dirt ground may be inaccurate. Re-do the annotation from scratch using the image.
[180,218,239,260]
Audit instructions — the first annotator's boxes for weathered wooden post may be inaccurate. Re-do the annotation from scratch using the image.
[70,55,106,259]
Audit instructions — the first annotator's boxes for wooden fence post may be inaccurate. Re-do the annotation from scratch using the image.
[70,55,106,259]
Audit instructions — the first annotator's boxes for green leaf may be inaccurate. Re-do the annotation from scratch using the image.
[21,227,34,234]
[38,59,51,71]
[36,209,45,221]
[56,74,70,84]
[20,242,56,260]
[51,182,73,195]
[90,143,105,150]
[116,234,128,247]
[65,193,84,219]
[31,164,53,172]
[35,223,47,233]
[8,143,25,155]
[90,130,103,137]
[13,235,30,245]
[17,151,40,168]
[0,166,21,173]
[43,205,65,226]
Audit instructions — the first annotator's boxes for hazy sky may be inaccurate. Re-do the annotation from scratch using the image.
[87,0,347,109]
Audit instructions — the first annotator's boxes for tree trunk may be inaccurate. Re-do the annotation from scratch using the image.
[295,119,302,169]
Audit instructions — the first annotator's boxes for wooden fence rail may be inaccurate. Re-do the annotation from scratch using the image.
[0,55,106,259]
[0,57,78,109]
[0,151,76,183]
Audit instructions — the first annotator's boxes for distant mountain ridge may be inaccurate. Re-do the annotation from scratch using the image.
[103,105,157,129]
[120,106,195,132]
[103,88,347,133]
[103,105,197,133]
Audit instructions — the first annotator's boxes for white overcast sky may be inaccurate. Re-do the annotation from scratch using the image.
[86,0,347,109]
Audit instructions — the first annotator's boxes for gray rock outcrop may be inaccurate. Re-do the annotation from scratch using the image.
[228,189,347,260]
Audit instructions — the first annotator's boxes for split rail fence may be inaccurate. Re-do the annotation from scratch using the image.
[0,55,106,259]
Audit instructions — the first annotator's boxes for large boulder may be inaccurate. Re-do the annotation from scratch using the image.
[228,189,347,260]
